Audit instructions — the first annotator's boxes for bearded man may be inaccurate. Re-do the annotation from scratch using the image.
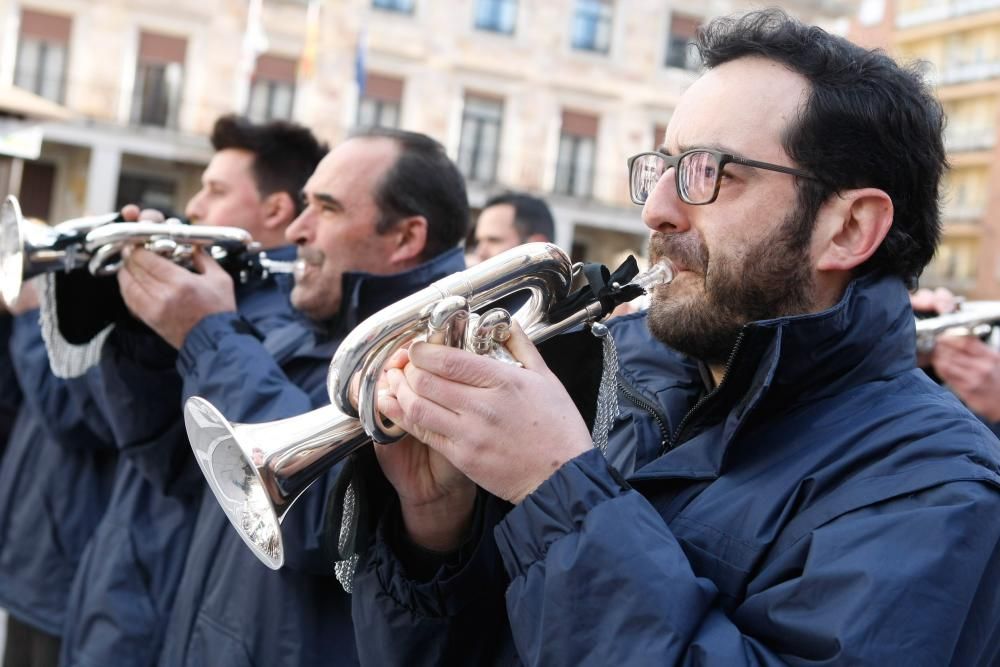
[346,10,1000,665]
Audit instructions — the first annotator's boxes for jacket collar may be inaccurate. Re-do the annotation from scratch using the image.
[324,247,467,338]
[632,272,916,481]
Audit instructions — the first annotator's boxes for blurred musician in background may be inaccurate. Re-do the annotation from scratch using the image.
[0,280,115,667]
[59,116,326,667]
[467,192,554,266]
[350,11,1000,665]
[911,286,1000,432]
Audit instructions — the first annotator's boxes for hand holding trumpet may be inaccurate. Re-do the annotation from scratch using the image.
[376,323,593,549]
[911,286,1000,421]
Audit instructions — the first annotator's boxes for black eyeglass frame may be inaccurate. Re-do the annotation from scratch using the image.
[626,149,817,206]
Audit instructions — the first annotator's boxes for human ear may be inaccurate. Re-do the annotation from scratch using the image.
[261,191,296,231]
[388,215,429,265]
[814,188,893,272]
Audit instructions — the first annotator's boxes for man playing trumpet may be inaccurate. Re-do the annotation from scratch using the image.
[60,116,326,667]
[352,10,1000,664]
[72,127,468,667]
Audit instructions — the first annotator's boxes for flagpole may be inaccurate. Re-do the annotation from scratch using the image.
[235,0,268,115]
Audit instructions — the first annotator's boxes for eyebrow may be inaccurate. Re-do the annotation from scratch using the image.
[661,142,742,156]
[302,190,344,212]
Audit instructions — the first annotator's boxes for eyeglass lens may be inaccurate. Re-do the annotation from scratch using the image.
[630,151,721,205]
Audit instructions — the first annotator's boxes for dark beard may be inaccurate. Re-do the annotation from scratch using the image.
[646,206,815,365]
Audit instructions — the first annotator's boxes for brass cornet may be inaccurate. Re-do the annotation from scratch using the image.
[915,300,1000,353]
[184,243,673,569]
[0,195,294,304]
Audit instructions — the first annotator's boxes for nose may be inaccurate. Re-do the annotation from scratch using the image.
[474,243,490,263]
[285,207,315,246]
[185,190,206,223]
[641,166,690,235]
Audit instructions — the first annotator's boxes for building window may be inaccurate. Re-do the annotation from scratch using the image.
[665,14,701,71]
[554,110,598,197]
[653,123,668,150]
[458,95,503,183]
[571,0,612,53]
[247,54,297,122]
[131,31,186,128]
[14,10,71,103]
[356,73,404,129]
[475,0,517,34]
[373,0,414,13]
[116,172,178,215]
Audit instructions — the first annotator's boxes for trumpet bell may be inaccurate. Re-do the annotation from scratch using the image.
[0,195,26,304]
[184,396,369,570]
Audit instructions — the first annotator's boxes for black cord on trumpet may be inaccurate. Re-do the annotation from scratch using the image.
[547,255,644,325]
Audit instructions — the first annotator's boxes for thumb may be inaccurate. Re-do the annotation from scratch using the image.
[191,247,225,277]
[503,321,549,373]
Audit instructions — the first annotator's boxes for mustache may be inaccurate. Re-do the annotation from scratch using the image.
[296,246,325,267]
[649,232,708,274]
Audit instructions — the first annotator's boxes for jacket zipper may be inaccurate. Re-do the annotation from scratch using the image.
[618,378,671,451]
[664,330,747,453]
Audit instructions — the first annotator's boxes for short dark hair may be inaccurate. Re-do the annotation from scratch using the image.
[210,114,328,215]
[697,10,947,288]
[351,127,470,261]
[482,192,555,242]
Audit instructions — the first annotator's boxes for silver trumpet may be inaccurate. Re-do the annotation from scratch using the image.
[915,300,1000,354]
[0,195,294,304]
[184,242,674,569]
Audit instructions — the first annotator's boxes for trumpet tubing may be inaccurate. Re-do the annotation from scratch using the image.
[0,195,293,305]
[185,243,674,570]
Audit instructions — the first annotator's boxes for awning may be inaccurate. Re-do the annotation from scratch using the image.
[0,85,74,121]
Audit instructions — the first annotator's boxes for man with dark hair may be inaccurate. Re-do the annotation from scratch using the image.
[351,10,1000,664]
[100,127,467,666]
[59,116,326,667]
[188,113,328,244]
[471,192,555,264]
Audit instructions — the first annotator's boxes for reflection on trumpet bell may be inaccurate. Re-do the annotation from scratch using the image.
[185,398,369,570]
[0,195,118,304]
[184,242,675,570]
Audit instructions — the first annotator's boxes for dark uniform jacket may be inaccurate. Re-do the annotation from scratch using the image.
[60,247,299,667]
[0,309,115,637]
[352,274,1000,665]
[155,247,465,667]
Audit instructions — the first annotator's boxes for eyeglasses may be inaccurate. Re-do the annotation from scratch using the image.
[626,149,816,206]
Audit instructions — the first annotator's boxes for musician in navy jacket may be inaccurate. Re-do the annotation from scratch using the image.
[60,117,325,667]
[86,128,468,667]
[0,299,115,667]
[353,11,1000,665]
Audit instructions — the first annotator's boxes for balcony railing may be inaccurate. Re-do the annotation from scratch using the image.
[897,0,1000,27]
[944,127,997,151]
[939,60,1000,85]
[942,204,986,220]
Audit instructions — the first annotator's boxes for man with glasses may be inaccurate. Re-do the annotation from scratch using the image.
[347,10,1000,664]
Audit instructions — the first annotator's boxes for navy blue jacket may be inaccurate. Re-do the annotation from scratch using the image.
[0,309,116,636]
[352,274,1000,665]
[156,248,466,667]
[0,313,22,457]
[61,250,299,667]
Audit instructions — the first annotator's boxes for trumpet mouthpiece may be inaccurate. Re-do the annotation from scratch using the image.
[630,259,675,292]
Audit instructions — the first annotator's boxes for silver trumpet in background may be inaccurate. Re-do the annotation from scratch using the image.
[184,242,674,569]
[0,195,295,304]
[915,300,1000,354]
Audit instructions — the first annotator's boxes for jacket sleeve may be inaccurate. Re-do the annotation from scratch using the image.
[351,493,519,666]
[494,448,1000,666]
[178,311,334,573]
[94,323,196,493]
[9,309,112,451]
[0,313,22,452]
